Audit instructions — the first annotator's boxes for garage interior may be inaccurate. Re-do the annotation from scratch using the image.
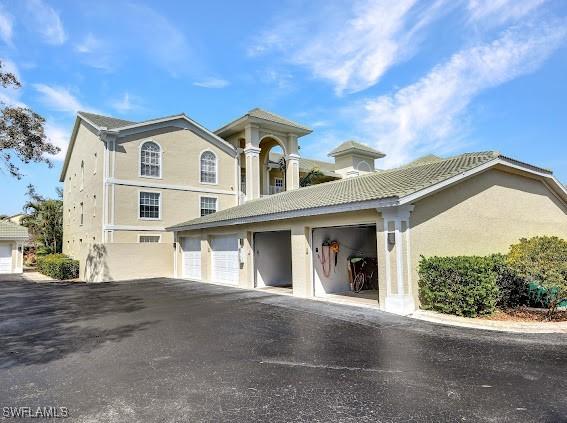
[313,225,378,305]
[254,231,293,293]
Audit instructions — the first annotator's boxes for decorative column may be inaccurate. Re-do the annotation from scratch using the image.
[377,205,415,315]
[244,124,260,201]
[286,153,300,191]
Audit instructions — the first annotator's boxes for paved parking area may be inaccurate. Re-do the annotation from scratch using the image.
[0,277,565,422]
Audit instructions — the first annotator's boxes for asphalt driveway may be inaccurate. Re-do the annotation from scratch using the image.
[0,277,565,422]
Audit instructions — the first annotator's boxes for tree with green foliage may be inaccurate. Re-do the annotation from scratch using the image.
[0,60,59,178]
[300,168,325,187]
[21,185,63,254]
[507,236,567,319]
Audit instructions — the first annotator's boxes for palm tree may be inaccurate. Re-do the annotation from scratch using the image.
[300,168,325,187]
[21,185,63,254]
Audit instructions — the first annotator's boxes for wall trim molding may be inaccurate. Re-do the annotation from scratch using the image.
[104,224,166,231]
[107,178,237,196]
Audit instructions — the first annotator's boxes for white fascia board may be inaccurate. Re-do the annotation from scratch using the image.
[167,197,399,232]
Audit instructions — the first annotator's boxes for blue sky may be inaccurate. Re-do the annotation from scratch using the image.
[0,0,566,215]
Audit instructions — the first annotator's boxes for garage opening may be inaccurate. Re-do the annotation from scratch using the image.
[254,230,292,294]
[312,225,378,306]
[181,237,201,280]
[0,242,13,274]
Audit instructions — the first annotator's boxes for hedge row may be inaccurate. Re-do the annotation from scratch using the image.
[36,254,79,280]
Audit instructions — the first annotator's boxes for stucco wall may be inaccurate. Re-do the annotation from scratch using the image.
[79,242,174,282]
[63,122,105,258]
[113,126,236,188]
[410,168,567,303]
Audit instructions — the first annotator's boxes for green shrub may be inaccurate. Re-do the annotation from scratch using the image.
[36,254,79,280]
[490,254,529,309]
[507,236,567,316]
[418,256,499,317]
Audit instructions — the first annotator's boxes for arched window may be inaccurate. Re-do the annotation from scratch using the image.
[200,151,217,183]
[357,161,372,172]
[140,141,161,177]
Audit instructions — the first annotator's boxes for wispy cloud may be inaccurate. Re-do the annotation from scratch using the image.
[249,0,451,95]
[74,33,114,71]
[44,121,69,161]
[110,92,144,113]
[33,84,90,114]
[0,6,14,46]
[351,20,567,166]
[25,0,66,45]
[467,0,545,24]
[193,78,229,89]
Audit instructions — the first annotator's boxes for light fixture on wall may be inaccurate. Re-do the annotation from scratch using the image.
[387,232,396,246]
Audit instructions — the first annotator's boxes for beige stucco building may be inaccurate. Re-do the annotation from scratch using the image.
[61,109,567,314]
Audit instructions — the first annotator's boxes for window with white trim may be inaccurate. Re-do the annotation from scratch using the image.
[274,177,284,188]
[200,197,217,216]
[139,192,161,219]
[140,141,161,177]
[139,235,160,243]
[200,151,217,183]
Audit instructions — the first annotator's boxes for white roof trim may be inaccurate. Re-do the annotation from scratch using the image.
[398,158,567,206]
[107,115,236,156]
[168,197,399,232]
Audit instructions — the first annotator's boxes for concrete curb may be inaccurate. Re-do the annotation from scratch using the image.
[410,310,567,334]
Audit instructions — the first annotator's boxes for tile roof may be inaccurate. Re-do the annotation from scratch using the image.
[403,155,443,167]
[328,140,385,158]
[78,111,136,129]
[0,221,28,240]
[247,108,311,131]
[169,151,502,230]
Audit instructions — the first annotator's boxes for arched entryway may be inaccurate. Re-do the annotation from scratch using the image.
[259,135,287,196]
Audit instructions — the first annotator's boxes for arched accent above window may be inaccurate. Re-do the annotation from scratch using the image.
[200,151,217,184]
[140,141,161,178]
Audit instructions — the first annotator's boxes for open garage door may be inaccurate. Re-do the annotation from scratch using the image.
[312,225,378,304]
[182,237,201,280]
[211,235,239,285]
[254,231,292,289]
[0,243,12,274]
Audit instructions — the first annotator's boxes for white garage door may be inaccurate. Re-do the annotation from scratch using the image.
[182,238,201,280]
[0,243,12,274]
[211,235,239,285]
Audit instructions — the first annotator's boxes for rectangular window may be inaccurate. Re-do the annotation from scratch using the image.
[139,235,160,243]
[200,197,217,216]
[274,177,284,188]
[139,192,161,219]
[80,202,84,226]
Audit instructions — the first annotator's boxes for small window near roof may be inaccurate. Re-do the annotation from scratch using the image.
[200,151,216,183]
[200,197,217,216]
[140,141,161,177]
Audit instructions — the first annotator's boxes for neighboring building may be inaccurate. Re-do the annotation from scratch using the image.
[0,221,28,274]
[60,108,381,258]
[168,151,567,314]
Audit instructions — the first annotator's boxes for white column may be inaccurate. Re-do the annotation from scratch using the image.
[244,146,261,201]
[244,124,260,201]
[286,153,300,191]
[378,205,415,315]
